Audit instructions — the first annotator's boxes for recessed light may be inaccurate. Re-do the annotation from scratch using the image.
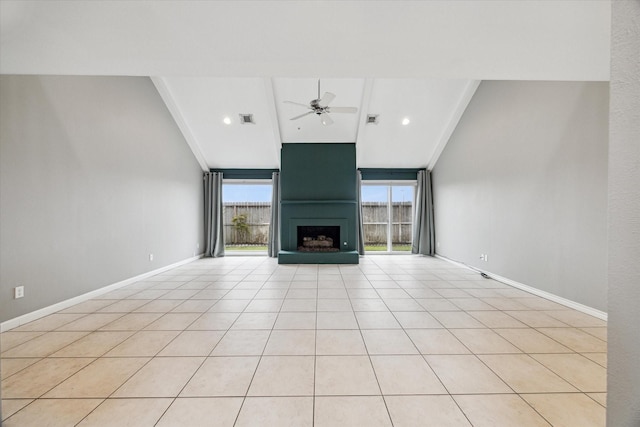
[402,117,410,126]
[223,116,231,125]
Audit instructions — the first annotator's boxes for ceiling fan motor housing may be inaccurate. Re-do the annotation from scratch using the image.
[285,81,356,124]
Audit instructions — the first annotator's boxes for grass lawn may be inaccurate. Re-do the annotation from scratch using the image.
[225,245,412,252]
[365,245,412,252]
[225,245,268,251]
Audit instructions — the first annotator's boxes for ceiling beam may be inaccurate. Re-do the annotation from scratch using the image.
[355,78,374,168]
[263,77,282,168]
[151,77,209,172]
[427,80,480,171]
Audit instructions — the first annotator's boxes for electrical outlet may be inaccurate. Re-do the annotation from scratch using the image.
[484,254,488,261]
[196,243,200,249]
[14,286,24,299]
[149,253,154,261]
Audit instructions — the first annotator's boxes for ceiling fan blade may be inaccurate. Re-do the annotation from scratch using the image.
[319,92,336,106]
[327,107,358,114]
[284,100,311,109]
[320,112,334,126]
[290,111,314,121]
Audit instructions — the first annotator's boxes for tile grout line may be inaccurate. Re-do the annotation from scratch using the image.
[368,256,524,426]
[344,262,397,427]
[74,263,253,426]
[366,256,475,427]
[1,255,607,425]
[230,259,294,427]
[312,264,319,427]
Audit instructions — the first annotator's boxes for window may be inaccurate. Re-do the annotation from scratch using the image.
[222,182,272,252]
[361,183,415,252]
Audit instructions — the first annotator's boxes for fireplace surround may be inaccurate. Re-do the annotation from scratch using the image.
[277,143,359,264]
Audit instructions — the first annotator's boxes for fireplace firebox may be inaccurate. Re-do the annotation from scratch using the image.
[297,226,340,252]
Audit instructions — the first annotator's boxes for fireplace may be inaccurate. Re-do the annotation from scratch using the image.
[297,226,340,252]
[278,143,359,264]
[279,214,359,264]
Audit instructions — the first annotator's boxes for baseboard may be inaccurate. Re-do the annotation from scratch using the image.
[435,254,608,321]
[1,254,203,333]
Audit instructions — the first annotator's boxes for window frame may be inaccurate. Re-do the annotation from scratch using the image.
[361,180,417,253]
[222,179,273,254]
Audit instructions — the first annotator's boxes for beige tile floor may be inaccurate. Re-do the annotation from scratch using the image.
[1,255,607,426]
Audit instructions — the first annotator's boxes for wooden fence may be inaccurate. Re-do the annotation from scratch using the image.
[223,202,271,245]
[362,202,413,244]
[223,202,413,245]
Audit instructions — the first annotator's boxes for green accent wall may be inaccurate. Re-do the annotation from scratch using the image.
[359,168,420,181]
[281,143,357,201]
[211,169,278,180]
[279,143,358,264]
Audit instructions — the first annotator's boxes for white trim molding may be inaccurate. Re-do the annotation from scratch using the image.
[151,77,209,172]
[263,77,283,168]
[0,254,203,333]
[427,80,480,171]
[435,254,608,321]
[355,78,374,168]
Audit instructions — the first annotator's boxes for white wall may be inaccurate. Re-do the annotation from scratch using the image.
[607,1,640,424]
[0,76,204,323]
[432,81,608,311]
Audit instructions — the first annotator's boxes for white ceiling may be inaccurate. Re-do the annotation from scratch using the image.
[0,1,611,171]
[154,76,477,169]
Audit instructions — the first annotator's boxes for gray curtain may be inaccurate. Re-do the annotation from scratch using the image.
[268,172,280,257]
[356,170,365,255]
[204,171,225,258]
[412,169,435,256]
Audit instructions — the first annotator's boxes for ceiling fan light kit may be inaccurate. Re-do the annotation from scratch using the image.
[284,79,358,126]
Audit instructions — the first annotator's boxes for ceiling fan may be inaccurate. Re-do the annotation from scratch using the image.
[284,80,358,125]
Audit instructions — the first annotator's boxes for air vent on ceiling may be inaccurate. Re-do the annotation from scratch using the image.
[239,113,255,124]
[366,114,379,125]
